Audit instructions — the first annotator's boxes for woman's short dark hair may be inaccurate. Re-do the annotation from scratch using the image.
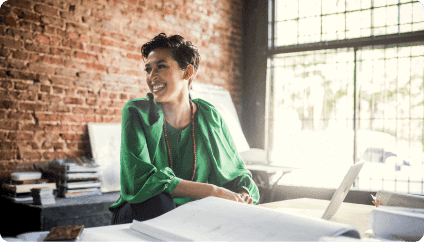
[141,33,201,73]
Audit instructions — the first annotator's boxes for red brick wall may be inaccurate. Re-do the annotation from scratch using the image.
[0,0,243,177]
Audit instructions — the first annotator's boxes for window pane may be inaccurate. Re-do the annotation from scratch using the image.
[400,3,413,24]
[276,0,299,21]
[346,0,361,11]
[276,20,298,46]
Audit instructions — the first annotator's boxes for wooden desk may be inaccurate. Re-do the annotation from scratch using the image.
[14,198,375,241]
[259,198,375,238]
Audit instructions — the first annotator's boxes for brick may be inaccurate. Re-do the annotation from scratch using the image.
[86,98,97,106]
[48,104,70,112]
[60,10,77,20]
[63,97,84,105]
[40,84,51,93]
[54,67,77,76]
[27,63,55,74]
[6,0,33,10]
[0,110,7,119]
[62,39,84,50]
[19,20,32,30]
[8,111,33,120]
[0,100,17,110]
[75,51,97,61]
[68,32,79,39]
[9,132,34,140]
[15,81,29,90]
[72,107,92,114]
[52,86,63,94]
[35,113,60,122]
[50,76,73,85]
[80,34,90,43]
[6,28,32,40]
[41,141,53,149]
[0,15,17,27]
[61,133,84,141]
[0,151,14,160]
[25,43,50,54]
[9,60,26,70]
[66,22,88,33]
[61,114,81,123]
[0,121,19,130]
[85,63,107,72]
[20,102,46,111]
[44,124,70,132]
[39,94,61,103]
[20,151,42,160]
[127,53,142,60]
[44,25,56,35]
[40,16,63,27]
[0,5,11,15]
[34,34,50,45]
[0,37,22,49]
[50,47,72,56]
[0,141,13,150]
[35,4,59,16]
[50,37,60,46]
[13,9,40,21]
[100,38,114,47]
[53,142,64,150]
[0,130,7,140]
[12,50,29,61]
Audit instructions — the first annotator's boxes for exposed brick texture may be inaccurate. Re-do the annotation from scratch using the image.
[0,0,243,177]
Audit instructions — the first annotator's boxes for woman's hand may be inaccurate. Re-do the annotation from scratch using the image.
[372,198,385,207]
[212,186,246,203]
[238,190,254,204]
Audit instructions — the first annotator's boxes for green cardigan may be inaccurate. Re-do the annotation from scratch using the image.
[109,96,259,211]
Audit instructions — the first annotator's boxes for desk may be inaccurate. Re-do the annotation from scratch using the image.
[13,198,375,241]
[261,198,375,238]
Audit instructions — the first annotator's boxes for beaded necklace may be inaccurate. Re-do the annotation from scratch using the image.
[163,100,196,181]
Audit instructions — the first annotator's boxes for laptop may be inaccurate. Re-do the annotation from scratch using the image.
[276,162,364,220]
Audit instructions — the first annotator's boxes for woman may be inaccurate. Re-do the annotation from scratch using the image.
[110,33,259,224]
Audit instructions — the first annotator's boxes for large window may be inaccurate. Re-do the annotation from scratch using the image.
[266,0,424,194]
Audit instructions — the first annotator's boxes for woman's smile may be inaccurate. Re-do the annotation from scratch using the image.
[152,83,166,92]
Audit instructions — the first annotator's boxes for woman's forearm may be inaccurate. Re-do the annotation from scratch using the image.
[171,180,248,203]
[171,180,216,199]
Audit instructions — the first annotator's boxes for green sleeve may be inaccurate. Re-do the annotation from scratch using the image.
[119,103,182,204]
[206,109,260,205]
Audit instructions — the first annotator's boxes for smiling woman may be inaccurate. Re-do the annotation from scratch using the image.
[109,33,259,225]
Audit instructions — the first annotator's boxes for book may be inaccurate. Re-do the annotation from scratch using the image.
[2,182,56,194]
[11,172,42,181]
[376,190,424,209]
[130,196,361,241]
[370,206,424,241]
[66,181,101,189]
[43,225,84,241]
[64,187,102,198]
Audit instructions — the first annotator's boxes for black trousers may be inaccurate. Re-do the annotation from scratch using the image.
[111,192,177,225]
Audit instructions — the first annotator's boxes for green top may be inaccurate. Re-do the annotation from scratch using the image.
[109,95,259,211]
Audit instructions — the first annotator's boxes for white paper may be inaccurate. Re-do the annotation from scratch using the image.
[130,197,359,241]
[370,206,424,241]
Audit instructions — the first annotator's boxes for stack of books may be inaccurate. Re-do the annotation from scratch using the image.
[1,171,57,204]
[31,187,55,205]
[46,157,102,198]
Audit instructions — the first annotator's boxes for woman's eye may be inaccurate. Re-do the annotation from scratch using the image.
[158,65,166,69]
[145,68,151,73]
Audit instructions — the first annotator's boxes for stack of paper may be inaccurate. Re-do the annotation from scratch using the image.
[130,197,361,241]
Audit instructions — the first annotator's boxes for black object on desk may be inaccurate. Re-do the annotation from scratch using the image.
[0,191,120,237]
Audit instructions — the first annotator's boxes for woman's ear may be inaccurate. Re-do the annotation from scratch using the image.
[183,64,194,81]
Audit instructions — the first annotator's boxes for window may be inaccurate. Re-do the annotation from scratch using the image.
[266,0,424,194]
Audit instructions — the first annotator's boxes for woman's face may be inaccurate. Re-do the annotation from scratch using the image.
[144,48,188,103]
